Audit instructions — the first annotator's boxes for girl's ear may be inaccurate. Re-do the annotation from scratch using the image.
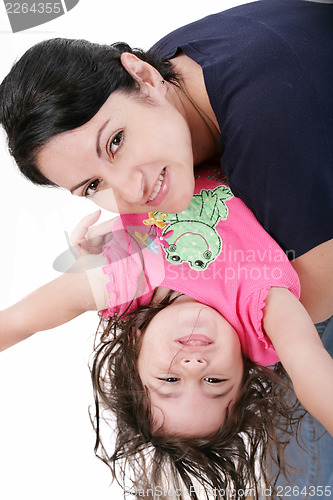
[120,52,163,89]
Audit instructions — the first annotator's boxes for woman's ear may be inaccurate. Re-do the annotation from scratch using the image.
[120,52,163,89]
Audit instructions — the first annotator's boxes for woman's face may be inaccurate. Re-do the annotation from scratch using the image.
[37,88,195,215]
[137,296,244,438]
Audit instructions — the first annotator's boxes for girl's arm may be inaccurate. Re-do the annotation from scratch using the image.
[263,287,333,436]
[1,212,117,351]
[0,262,109,352]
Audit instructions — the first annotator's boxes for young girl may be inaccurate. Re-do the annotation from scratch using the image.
[1,165,332,497]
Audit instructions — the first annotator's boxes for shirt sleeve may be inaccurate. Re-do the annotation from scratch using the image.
[99,218,166,318]
[240,278,300,366]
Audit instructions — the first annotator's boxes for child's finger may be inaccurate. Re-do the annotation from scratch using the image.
[71,210,102,245]
[85,218,117,241]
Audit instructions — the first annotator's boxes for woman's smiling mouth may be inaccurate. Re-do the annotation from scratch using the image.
[147,167,166,203]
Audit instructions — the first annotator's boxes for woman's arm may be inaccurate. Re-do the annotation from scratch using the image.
[0,263,109,352]
[292,238,333,323]
[263,287,333,436]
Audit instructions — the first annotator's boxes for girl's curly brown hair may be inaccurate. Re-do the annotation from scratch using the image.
[89,291,305,500]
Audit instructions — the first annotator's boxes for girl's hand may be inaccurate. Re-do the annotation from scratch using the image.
[70,210,116,257]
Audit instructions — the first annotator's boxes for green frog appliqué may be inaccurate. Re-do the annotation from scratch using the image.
[156,185,233,270]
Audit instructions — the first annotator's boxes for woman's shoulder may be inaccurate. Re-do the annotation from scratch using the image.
[150,0,333,79]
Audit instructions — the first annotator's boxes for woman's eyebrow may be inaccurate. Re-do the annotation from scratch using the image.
[96,119,110,157]
[70,179,91,194]
[69,119,111,193]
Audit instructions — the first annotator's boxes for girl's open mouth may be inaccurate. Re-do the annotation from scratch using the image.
[177,334,214,346]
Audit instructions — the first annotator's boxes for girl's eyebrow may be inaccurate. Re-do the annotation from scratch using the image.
[151,385,234,399]
[96,119,110,157]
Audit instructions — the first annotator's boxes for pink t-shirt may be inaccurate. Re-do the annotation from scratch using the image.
[101,167,300,366]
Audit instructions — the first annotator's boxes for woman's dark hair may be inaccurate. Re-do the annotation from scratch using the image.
[0,38,180,185]
[90,291,306,500]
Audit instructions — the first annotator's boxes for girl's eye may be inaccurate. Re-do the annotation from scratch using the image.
[158,377,179,383]
[83,179,102,197]
[204,378,225,384]
[108,131,123,157]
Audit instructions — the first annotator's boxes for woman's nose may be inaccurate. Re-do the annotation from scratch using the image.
[111,167,144,204]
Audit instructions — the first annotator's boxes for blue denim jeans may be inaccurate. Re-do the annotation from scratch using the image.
[275,316,333,498]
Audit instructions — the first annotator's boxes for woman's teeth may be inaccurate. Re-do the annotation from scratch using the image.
[148,168,166,202]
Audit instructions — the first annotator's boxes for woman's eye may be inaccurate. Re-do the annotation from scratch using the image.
[108,131,123,157]
[158,377,179,383]
[204,377,225,384]
[83,179,101,197]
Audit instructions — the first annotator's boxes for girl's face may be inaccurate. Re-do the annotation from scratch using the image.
[37,88,195,215]
[137,296,244,438]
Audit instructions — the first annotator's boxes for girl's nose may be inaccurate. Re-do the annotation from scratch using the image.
[181,357,207,371]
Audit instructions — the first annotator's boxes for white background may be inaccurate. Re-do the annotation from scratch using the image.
[0,1,249,499]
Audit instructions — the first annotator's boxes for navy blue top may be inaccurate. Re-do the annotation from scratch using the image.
[150,0,333,257]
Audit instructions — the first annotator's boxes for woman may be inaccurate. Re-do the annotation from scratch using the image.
[0,0,332,323]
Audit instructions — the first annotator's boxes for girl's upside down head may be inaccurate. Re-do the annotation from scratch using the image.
[90,290,305,499]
